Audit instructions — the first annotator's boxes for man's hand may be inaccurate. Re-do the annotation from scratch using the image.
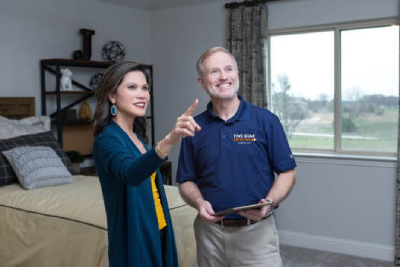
[197,200,224,223]
[237,198,271,222]
[179,181,223,223]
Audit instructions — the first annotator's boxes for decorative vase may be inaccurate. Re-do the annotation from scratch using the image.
[79,100,92,120]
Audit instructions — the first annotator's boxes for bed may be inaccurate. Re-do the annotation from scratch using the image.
[0,97,198,267]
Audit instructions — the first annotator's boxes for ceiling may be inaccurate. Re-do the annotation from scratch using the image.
[96,0,229,11]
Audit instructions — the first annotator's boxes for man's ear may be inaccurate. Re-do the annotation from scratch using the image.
[197,76,205,89]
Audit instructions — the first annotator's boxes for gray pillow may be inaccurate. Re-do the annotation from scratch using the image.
[2,146,74,190]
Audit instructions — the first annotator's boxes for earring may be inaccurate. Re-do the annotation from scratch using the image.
[111,104,117,116]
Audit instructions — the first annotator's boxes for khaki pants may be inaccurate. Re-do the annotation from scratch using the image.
[194,215,282,267]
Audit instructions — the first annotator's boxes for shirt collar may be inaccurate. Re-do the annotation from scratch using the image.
[204,94,252,125]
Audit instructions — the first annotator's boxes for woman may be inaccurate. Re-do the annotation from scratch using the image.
[92,61,200,267]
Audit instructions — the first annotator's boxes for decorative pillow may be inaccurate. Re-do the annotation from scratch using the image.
[2,146,74,190]
[0,131,74,186]
[0,115,50,139]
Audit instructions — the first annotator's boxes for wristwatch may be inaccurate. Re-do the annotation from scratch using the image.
[264,199,274,219]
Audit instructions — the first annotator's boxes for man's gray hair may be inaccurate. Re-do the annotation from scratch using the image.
[196,47,238,77]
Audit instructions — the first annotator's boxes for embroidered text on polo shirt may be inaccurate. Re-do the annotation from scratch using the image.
[233,133,257,144]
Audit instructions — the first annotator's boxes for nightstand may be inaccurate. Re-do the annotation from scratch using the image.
[79,166,97,176]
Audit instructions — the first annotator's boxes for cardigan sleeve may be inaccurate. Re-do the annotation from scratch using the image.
[94,134,166,186]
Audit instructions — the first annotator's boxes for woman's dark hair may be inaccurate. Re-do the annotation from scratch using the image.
[93,61,150,143]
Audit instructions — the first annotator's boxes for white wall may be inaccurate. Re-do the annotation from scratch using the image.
[151,1,228,185]
[151,0,398,262]
[276,157,396,261]
[0,0,152,115]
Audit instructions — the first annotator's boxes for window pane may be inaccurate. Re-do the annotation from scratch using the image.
[341,26,399,153]
[270,31,334,149]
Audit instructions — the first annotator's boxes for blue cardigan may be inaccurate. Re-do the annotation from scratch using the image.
[93,120,178,267]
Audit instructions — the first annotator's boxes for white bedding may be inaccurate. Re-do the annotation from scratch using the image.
[0,115,50,139]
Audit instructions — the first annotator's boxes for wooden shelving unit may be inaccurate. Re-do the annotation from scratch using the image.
[40,59,155,155]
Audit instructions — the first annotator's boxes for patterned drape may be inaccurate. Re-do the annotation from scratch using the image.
[396,1,400,264]
[226,5,268,108]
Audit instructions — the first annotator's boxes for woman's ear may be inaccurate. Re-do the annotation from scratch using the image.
[108,93,115,104]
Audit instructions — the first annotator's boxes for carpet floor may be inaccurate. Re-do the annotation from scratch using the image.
[280,244,395,267]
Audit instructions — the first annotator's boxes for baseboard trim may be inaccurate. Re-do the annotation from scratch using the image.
[278,230,394,262]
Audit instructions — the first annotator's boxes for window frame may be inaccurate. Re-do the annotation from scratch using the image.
[268,17,399,159]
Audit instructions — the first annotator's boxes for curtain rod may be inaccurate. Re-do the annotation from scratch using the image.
[225,0,281,9]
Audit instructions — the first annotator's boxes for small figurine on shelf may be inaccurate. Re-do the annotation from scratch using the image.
[66,150,85,174]
[89,73,104,90]
[79,100,92,120]
[60,68,73,91]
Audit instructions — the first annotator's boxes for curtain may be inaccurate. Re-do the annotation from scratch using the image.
[396,1,400,264]
[226,5,268,108]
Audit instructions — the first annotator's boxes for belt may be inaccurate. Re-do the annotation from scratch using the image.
[215,214,272,228]
[214,218,258,228]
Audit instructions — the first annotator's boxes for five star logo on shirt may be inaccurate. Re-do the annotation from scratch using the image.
[233,134,256,143]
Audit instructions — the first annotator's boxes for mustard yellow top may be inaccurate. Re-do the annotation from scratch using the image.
[151,172,166,230]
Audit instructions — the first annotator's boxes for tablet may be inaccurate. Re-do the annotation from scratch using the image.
[214,201,273,216]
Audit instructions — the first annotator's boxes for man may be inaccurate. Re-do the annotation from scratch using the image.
[177,47,296,267]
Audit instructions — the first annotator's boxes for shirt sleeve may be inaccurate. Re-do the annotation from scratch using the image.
[176,136,197,184]
[266,114,297,174]
[94,134,166,186]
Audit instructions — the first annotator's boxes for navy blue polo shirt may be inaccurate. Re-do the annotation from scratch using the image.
[176,95,296,219]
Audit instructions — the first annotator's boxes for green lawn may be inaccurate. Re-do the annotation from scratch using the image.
[287,109,398,153]
[289,136,334,150]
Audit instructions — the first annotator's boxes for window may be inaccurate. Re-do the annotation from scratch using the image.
[341,26,398,153]
[269,20,399,156]
[270,31,334,150]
